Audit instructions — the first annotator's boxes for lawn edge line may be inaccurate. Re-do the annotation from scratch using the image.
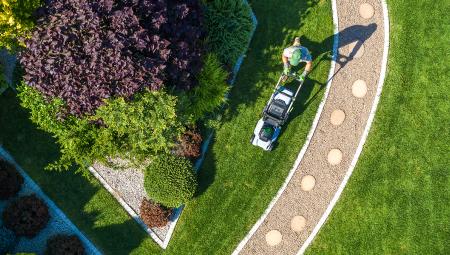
[297,0,391,254]
[0,146,102,255]
[231,0,339,253]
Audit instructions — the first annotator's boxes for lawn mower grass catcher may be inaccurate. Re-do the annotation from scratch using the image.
[250,74,305,151]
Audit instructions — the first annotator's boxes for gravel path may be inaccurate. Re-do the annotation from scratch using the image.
[234,0,389,254]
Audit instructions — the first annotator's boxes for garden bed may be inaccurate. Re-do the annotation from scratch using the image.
[0,147,100,255]
[88,0,258,248]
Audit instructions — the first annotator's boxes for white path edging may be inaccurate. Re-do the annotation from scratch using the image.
[232,0,340,253]
[296,1,390,253]
[0,147,102,255]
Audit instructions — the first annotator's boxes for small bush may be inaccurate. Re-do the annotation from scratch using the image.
[3,194,50,237]
[174,129,203,160]
[45,234,85,255]
[0,226,16,254]
[0,158,24,200]
[144,154,198,208]
[139,199,173,228]
[179,54,229,121]
[204,0,253,67]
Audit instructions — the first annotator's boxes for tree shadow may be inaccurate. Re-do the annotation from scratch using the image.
[222,0,324,123]
[0,90,157,255]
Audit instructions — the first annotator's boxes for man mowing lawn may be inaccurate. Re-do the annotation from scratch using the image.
[282,37,312,81]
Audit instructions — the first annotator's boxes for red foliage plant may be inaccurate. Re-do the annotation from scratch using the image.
[174,129,203,159]
[2,194,50,238]
[139,199,173,228]
[20,0,205,116]
[0,159,24,200]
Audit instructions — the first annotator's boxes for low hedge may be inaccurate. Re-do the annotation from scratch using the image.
[0,158,24,200]
[144,154,198,208]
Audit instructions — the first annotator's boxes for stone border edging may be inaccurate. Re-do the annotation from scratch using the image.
[297,0,390,253]
[0,146,102,255]
[231,0,340,253]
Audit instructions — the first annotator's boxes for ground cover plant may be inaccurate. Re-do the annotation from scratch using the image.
[139,199,173,228]
[0,158,24,200]
[0,0,333,253]
[0,226,16,254]
[306,0,450,254]
[3,194,50,238]
[45,234,85,255]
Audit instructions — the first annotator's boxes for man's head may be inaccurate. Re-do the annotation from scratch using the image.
[293,37,301,46]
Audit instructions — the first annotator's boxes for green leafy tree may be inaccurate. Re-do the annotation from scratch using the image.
[144,154,198,208]
[18,84,184,172]
[0,0,42,51]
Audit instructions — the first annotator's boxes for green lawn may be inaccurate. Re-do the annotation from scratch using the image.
[306,0,450,254]
[0,0,333,254]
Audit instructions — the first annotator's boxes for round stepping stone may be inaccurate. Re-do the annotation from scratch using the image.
[265,230,282,246]
[328,149,343,165]
[300,175,316,191]
[352,80,368,98]
[348,41,365,58]
[330,109,346,126]
[291,216,306,232]
[359,3,375,19]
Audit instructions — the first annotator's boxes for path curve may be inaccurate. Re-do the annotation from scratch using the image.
[233,0,389,254]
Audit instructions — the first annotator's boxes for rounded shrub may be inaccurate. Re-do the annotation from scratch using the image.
[3,194,50,237]
[144,154,198,208]
[139,199,173,228]
[0,158,24,200]
[0,226,17,254]
[45,234,85,255]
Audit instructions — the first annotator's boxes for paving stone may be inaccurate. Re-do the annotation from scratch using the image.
[265,230,282,246]
[359,3,375,19]
[330,109,346,126]
[300,175,316,191]
[291,216,306,232]
[352,79,368,98]
[328,149,343,165]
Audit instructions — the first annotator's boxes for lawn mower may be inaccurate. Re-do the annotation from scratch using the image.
[250,73,305,151]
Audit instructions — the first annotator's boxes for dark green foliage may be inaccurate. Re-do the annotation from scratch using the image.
[0,226,16,254]
[179,54,229,121]
[204,0,253,67]
[0,158,24,200]
[45,234,85,255]
[17,84,184,171]
[144,154,197,208]
[3,194,50,237]
[0,61,7,93]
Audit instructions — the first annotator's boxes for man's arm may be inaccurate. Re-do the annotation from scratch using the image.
[305,60,312,72]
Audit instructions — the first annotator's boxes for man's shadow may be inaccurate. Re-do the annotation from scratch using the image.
[304,23,377,78]
[280,23,377,132]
